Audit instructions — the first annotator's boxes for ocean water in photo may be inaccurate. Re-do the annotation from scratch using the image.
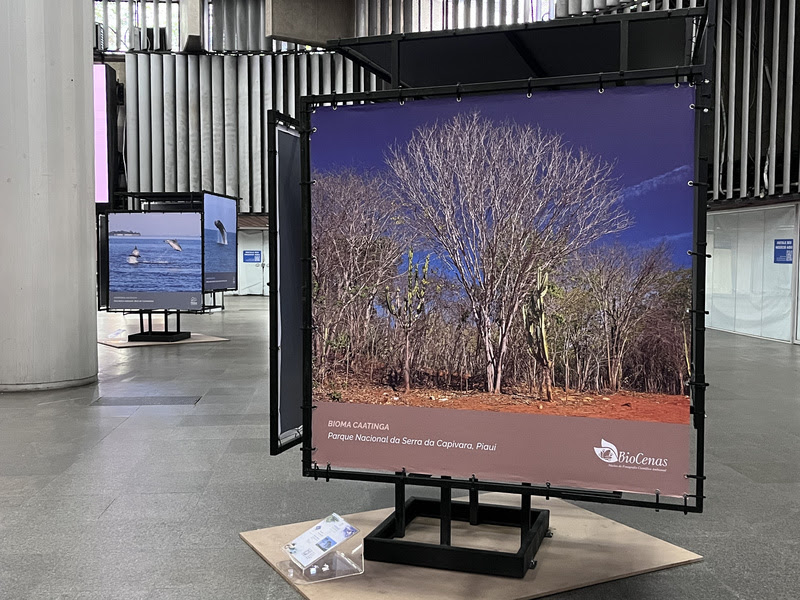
[109,236,202,292]
[204,226,237,274]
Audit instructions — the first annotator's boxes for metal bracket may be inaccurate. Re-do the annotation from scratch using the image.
[687,250,712,258]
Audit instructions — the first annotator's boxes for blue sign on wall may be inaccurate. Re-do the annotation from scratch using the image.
[774,239,793,264]
[243,250,262,263]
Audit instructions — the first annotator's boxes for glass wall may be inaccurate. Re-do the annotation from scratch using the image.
[706,205,797,342]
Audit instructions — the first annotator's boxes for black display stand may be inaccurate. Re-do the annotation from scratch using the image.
[127,310,191,343]
[364,477,550,578]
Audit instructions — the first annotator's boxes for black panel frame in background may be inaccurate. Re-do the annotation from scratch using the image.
[268,110,304,456]
[296,55,714,513]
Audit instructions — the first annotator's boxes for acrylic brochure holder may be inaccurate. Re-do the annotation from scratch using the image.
[277,513,365,585]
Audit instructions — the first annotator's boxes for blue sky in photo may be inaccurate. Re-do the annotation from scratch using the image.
[203,194,237,230]
[310,84,696,267]
[109,212,202,238]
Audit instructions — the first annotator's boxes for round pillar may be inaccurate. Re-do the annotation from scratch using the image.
[0,1,98,390]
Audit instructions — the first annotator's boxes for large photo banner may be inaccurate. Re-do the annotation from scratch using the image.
[309,85,695,497]
[108,212,203,310]
[203,193,238,291]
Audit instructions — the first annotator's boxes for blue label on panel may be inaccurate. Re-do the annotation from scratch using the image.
[774,239,793,264]
[243,250,262,263]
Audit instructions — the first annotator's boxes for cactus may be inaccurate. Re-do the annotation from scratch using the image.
[386,249,430,392]
[522,269,554,401]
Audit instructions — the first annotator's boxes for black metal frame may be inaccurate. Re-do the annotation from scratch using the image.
[329,7,707,89]
[127,309,191,342]
[268,110,304,456]
[365,495,550,578]
[288,4,716,578]
[101,191,240,305]
[298,66,712,515]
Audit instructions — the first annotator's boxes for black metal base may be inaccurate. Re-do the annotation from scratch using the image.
[364,497,549,578]
[127,331,191,343]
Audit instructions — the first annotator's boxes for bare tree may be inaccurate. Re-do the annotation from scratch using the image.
[577,243,674,391]
[386,113,629,394]
[312,171,409,385]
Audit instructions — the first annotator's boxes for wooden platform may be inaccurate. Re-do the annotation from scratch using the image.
[98,333,228,348]
[240,492,702,600]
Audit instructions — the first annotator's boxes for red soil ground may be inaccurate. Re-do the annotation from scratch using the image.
[315,382,690,425]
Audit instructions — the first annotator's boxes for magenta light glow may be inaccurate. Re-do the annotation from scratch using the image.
[93,64,109,203]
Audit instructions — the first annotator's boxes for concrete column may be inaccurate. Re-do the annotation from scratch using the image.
[0,0,98,390]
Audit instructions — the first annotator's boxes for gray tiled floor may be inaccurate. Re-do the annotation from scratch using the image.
[0,297,798,599]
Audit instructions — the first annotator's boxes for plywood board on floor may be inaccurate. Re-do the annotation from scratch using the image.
[240,492,702,600]
[98,333,228,348]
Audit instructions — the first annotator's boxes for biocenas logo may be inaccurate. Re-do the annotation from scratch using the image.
[593,439,669,469]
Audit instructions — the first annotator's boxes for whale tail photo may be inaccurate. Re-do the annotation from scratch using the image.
[214,220,228,245]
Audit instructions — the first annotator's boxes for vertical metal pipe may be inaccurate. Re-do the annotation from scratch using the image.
[310,53,320,95]
[333,53,344,97]
[725,0,737,199]
[261,55,273,213]
[140,0,148,50]
[235,0,246,51]
[237,56,250,212]
[368,0,378,35]
[211,0,223,50]
[322,53,332,95]
[163,54,177,192]
[274,54,284,113]
[754,0,766,197]
[211,55,225,192]
[176,54,189,192]
[784,0,796,194]
[739,0,753,198]
[344,57,354,95]
[288,52,297,117]
[150,54,165,192]
[153,0,160,50]
[404,0,413,32]
[264,55,274,111]
[166,0,172,50]
[380,0,390,33]
[102,0,109,50]
[250,55,262,213]
[137,53,151,191]
[356,0,367,36]
[188,54,202,191]
[224,0,236,50]
[261,0,267,50]
[223,55,238,197]
[712,0,723,199]
[248,0,258,50]
[768,0,782,196]
[115,0,122,50]
[129,0,135,49]
[125,54,140,191]
[392,0,401,32]
[200,55,213,190]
